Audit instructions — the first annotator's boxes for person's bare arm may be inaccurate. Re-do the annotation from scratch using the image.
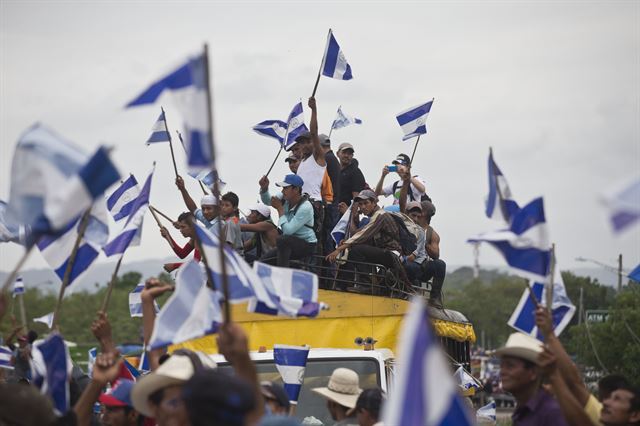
[375,166,389,196]
[536,308,591,406]
[410,176,426,194]
[74,351,122,426]
[426,228,440,260]
[141,278,174,371]
[399,173,410,213]
[91,311,116,354]
[538,346,592,426]
[176,176,197,213]
[217,323,264,425]
[308,97,326,166]
[239,222,273,233]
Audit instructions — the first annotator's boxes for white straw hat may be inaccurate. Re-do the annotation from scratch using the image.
[311,368,362,409]
[493,332,543,364]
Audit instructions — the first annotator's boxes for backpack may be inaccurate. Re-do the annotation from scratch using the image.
[389,212,419,256]
[392,179,432,202]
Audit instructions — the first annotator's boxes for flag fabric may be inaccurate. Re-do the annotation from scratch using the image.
[126,53,212,172]
[36,203,109,288]
[274,344,310,403]
[253,120,287,144]
[31,334,73,415]
[331,106,362,131]
[129,281,159,317]
[600,176,640,234]
[87,347,97,377]
[0,346,13,370]
[12,276,25,297]
[629,263,640,283]
[284,102,309,151]
[0,199,26,244]
[468,197,551,281]
[476,401,497,423]
[106,175,141,222]
[249,262,325,317]
[146,111,171,144]
[508,263,576,340]
[188,168,221,189]
[148,260,223,350]
[383,297,473,426]
[103,167,154,257]
[321,29,353,80]
[119,358,141,381]
[396,99,434,141]
[34,312,54,329]
[486,150,520,225]
[453,366,480,391]
[331,204,352,245]
[139,348,150,373]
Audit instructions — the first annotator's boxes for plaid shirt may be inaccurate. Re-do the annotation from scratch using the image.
[344,209,402,253]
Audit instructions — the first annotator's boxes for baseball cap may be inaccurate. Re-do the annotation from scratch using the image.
[354,189,377,201]
[246,203,271,218]
[99,379,135,408]
[284,152,299,163]
[337,142,354,153]
[319,134,331,147]
[261,381,291,411]
[392,153,411,166]
[276,174,304,188]
[200,195,218,206]
[406,201,422,212]
[294,131,312,143]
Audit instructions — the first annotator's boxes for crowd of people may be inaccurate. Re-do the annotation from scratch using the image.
[157,96,447,306]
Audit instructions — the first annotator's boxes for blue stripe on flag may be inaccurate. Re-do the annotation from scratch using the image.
[52,243,100,285]
[511,282,544,334]
[126,61,194,107]
[78,147,121,199]
[323,33,340,77]
[396,102,433,126]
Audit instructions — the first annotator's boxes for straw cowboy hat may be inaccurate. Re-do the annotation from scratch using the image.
[131,351,216,417]
[312,368,362,409]
[493,332,544,364]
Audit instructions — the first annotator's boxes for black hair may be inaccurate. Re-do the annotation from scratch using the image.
[616,384,640,413]
[221,192,239,208]
[356,388,385,420]
[27,330,38,344]
[177,211,194,223]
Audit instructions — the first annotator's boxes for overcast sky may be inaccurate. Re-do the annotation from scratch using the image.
[1,1,638,279]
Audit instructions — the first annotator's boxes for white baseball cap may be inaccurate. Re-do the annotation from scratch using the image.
[200,195,218,206]
[246,203,271,218]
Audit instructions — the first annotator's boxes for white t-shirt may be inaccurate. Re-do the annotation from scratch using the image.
[297,155,326,201]
[382,175,427,204]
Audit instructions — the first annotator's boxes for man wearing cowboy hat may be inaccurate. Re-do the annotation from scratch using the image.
[495,332,569,425]
[312,367,362,426]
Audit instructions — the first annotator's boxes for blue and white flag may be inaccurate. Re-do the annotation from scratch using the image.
[87,347,97,377]
[129,281,159,318]
[476,401,497,423]
[486,149,520,225]
[31,334,73,415]
[146,110,171,144]
[249,262,325,317]
[139,348,150,373]
[0,200,27,244]
[453,366,480,391]
[331,204,352,245]
[34,312,55,329]
[126,53,212,172]
[321,29,353,80]
[37,202,109,288]
[600,176,640,234]
[13,276,25,297]
[383,297,473,425]
[104,167,154,257]
[331,106,362,131]
[149,260,223,350]
[274,344,310,403]
[396,99,434,141]
[0,346,13,370]
[284,102,308,151]
[106,175,141,222]
[253,120,287,145]
[508,262,576,340]
[468,197,551,281]
[629,263,640,283]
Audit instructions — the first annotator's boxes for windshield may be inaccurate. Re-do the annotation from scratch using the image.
[218,357,381,425]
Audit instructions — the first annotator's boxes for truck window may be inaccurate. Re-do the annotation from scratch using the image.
[218,358,381,425]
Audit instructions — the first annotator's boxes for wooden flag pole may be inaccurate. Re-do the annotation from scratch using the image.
[100,255,124,312]
[265,146,284,178]
[1,246,34,293]
[546,243,556,312]
[409,134,422,165]
[148,205,164,227]
[524,279,540,307]
[311,29,331,97]
[198,180,208,195]
[51,209,92,330]
[161,106,179,178]
[18,292,27,330]
[203,43,232,323]
[149,205,174,224]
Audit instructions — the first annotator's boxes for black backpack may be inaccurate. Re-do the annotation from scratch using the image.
[389,213,418,256]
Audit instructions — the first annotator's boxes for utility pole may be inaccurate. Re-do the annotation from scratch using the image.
[617,253,623,292]
[578,286,584,326]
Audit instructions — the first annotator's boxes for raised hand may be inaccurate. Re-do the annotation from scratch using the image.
[92,351,123,385]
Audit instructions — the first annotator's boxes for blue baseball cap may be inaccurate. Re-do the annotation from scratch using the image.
[275,174,304,188]
[99,379,135,407]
